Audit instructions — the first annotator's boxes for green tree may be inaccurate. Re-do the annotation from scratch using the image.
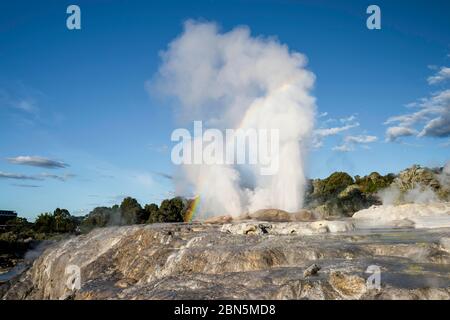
[144,203,160,223]
[53,208,76,233]
[312,172,354,200]
[34,212,55,233]
[120,197,144,225]
[157,197,185,223]
[80,205,122,232]
[33,209,77,234]
[5,217,33,235]
[355,172,395,194]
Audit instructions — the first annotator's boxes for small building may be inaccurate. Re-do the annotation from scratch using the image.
[0,210,18,226]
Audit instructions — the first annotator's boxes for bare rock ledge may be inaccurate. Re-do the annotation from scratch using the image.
[1,221,449,300]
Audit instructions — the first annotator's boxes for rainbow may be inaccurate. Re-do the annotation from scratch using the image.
[184,195,201,223]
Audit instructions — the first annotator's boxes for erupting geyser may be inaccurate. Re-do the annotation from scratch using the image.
[155,21,316,217]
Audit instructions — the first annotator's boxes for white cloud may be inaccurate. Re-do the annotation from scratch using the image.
[39,173,76,181]
[0,171,43,180]
[311,139,323,149]
[333,134,377,152]
[15,99,39,114]
[385,126,418,142]
[312,113,360,149]
[323,118,337,124]
[427,66,450,84]
[314,122,360,138]
[0,171,75,182]
[385,89,450,140]
[339,115,356,123]
[6,156,68,169]
[0,88,41,115]
[332,144,353,152]
[12,184,41,188]
[384,108,431,128]
[312,122,360,150]
[133,172,154,187]
[439,139,450,147]
[344,135,377,144]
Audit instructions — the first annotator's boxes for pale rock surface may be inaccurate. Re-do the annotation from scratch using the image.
[303,264,321,277]
[221,220,355,236]
[203,209,315,224]
[328,271,367,299]
[352,202,450,229]
[203,215,233,224]
[440,237,450,253]
[1,221,449,300]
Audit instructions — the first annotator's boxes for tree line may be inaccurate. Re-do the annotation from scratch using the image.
[1,197,190,239]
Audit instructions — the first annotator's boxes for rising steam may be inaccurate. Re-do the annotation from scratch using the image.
[155,21,316,217]
[377,161,450,205]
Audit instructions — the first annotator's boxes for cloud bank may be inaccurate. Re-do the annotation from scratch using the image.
[0,171,42,180]
[385,63,450,142]
[427,66,450,85]
[6,156,68,169]
[0,171,75,182]
[385,126,418,142]
[314,122,360,138]
[333,134,377,152]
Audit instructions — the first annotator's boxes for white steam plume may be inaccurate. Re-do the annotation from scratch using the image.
[154,21,316,217]
[378,160,450,205]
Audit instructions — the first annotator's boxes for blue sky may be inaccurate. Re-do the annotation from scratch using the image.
[0,0,449,219]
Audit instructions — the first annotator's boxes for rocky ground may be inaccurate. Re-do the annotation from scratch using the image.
[0,254,20,275]
[1,209,449,300]
[2,164,449,300]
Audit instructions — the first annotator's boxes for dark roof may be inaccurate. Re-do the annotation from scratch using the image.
[0,210,17,216]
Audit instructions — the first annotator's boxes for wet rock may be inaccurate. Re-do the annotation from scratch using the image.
[338,184,361,199]
[440,237,450,253]
[221,222,270,235]
[203,215,233,224]
[1,222,449,300]
[221,220,355,236]
[249,209,291,222]
[0,255,19,274]
[290,210,315,221]
[389,219,415,228]
[329,271,367,299]
[310,205,330,219]
[303,264,321,277]
[309,220,355,233]
[204,209,316,224]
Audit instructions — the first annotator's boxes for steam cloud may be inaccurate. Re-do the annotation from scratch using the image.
[377,161,450,205]
[155,21,316,217]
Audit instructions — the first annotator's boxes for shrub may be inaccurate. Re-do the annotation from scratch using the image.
[355,172,395,194]
[146,198,186,223]
[120,197,144,225]
[34,209,77,234]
